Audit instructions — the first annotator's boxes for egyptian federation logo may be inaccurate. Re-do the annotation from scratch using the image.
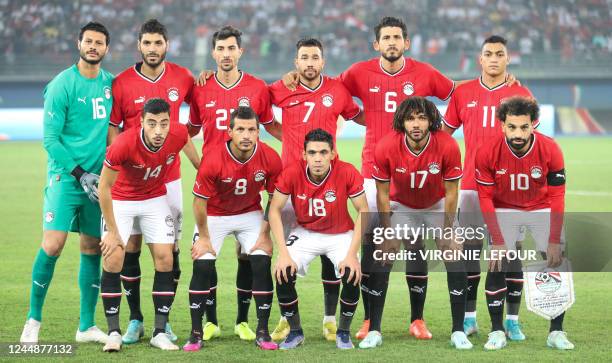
[238,96,251,107]
[165,215,174,228]
[254,170,266,182]
[104,86,112,100]
[531,166,543,179]
[403,82,415,96]
[322,94,333,107]
[535,271,562,294]
[324,190,337,203]
[45,212,54,223]
[168,87,179,102]
[166,153,176,165]
[428,162,441,175]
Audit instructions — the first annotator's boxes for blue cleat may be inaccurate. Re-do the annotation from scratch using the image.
[336,330,354,349]
[279,330,305,350]
[464,317,479,336]
[165,322,178,342]
[122,320,144,344]
[505,319,526,341]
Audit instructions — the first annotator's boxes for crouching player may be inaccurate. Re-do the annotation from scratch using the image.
[98,98,188,352]
[270,129,368,349]
[362,97,470,349]
[475,96,573,350]
[185,107,282,351]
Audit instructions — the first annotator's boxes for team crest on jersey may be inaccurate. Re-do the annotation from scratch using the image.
[254,170,266,182]
[531,166,543,179]
[428,162,441,175]
[238,96,251,107]
[324,190,337,203]
[45,212,54,223]
[166,153,176,165]
[168,88,179,102]
[104,86,112,100]
[322,94,334,108]
[402,82,415,96]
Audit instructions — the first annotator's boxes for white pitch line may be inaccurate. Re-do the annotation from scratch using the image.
[567,190,612,197]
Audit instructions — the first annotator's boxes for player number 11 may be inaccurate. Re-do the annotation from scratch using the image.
[482,106,496,127]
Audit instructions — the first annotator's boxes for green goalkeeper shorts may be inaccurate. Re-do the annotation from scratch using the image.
[42,173,102,238]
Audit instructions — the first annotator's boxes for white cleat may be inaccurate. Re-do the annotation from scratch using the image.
[103,331,122,352]
[150,332,179,350]
[76,326,108,343]
[20,318,41,344]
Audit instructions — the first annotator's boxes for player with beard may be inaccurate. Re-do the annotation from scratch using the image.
[108,19,199,345]
[444,36,536,340]
[20,22,113,344]
[268,38,363,342]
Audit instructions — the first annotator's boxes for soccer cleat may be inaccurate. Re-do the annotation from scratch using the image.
[20,318,41,344]
[409,319,433,340]
[76,325,108,343]
[165,322,178,342]
[484,330,507,350]
[323,321,337,341]
[103,331,122,352]
[358,331,382,349]
[505,319,526,341]
[271,316,290,341]
[203,322,221,341]
[255,332,278,350]
[355,319,370,340]
[547,331,575,350]
[336,330,354,349]
[279,330,305,350]
[450,331,473,350]
[234,322,256,341]
[183,334,203,352]
[150,332,179,350]
[464,317,479,336]
[122,320,144,344]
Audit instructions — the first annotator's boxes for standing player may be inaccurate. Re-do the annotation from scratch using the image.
[269,38,363,342]
[20,22,113,344]
[270,129,368,350]
[362,97,469,349]
[474,96,573,350]
[98,98,189,352]
[443,35,536,339]
[185,107,282,351]
[187,26,281,342]
[108,19,199,344]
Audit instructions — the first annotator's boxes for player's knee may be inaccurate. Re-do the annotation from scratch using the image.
[153,248,174,271]
[103,249,125,273]
[41,231,68,256]
[126,234,143,252]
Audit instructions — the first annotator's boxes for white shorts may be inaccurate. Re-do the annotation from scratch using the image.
[364,178,380,230]
[280,199,298,239]
[495,208,566,252]
[192,210,266,260]
[132,179,183,242]
[286,226,353,278]
[390,199,445,232]
[458,190,484,228]
[104,195,175,245]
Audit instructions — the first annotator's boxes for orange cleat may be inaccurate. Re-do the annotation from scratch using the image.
[355,319,370,340]
[409,319,432,340]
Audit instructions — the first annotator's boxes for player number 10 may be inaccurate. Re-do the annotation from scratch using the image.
[308,198,326,217]
[482,106,496,128]
[510,173,529,191]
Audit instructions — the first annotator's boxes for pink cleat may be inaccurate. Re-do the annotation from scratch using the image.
[183,334,203,352]
[255,333,279,350]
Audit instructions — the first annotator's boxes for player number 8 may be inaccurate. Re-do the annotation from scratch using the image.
[235,178,247,195]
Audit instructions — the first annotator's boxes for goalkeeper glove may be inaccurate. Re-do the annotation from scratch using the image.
[71,166,100,203]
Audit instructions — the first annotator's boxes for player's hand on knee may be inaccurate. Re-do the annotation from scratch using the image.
[281,70,299,91]
[274,253,297,284]
[191,235,215,260]
[100,232,124,258]
[195,69,214,86]
[546,243,562,268]
[250,232,273,256]
[79,172,100,203]
[339,255,361,286]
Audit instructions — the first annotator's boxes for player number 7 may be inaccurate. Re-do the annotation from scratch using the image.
[303,101,315,123]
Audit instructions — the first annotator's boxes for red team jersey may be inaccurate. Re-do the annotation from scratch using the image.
[193,141,282,216]
[340,57,454,177]
[189,72,274,152]
[110,62,194,182]
[444,78,536,190]
[275,159,365,234]
[269,76,360,167]
[104,125,189,201]
[373,131,462,209]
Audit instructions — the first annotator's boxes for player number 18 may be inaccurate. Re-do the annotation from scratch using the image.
[308,198,326,217]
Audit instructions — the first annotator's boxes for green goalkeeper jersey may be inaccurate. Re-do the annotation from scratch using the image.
[43,64,114,177]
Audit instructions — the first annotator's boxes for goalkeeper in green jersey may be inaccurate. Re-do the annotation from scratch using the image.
[20,22,114,344]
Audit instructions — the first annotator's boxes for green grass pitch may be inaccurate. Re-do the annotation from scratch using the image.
[0,137,611,362]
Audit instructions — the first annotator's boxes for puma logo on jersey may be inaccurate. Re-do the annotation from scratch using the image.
[205,100,216,107]
[222,177,233,183]
[289,100,300,106]
[467,100,477,107]
[369,86,380,93]
[47,111,55,118]
[395,167,406,173]
[131,164,145,169]
[78,97,87,104]
[134,96,145,104]
[496,169,507,175]
[297,194,307,200]
[194,181,202,188]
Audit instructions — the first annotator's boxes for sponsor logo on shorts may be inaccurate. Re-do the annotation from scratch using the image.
[428,162,441,175]
[403,82,415,96]
[45,212,54,223]
[535,271,562,294]
[324,190,337,203]
[531,166,543,179]
[238,96,250,107]
[254,170,266,182]
[165,215,174,227]
[168,88,179,102]
[322,94,333,107]
[166,153,176,165]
